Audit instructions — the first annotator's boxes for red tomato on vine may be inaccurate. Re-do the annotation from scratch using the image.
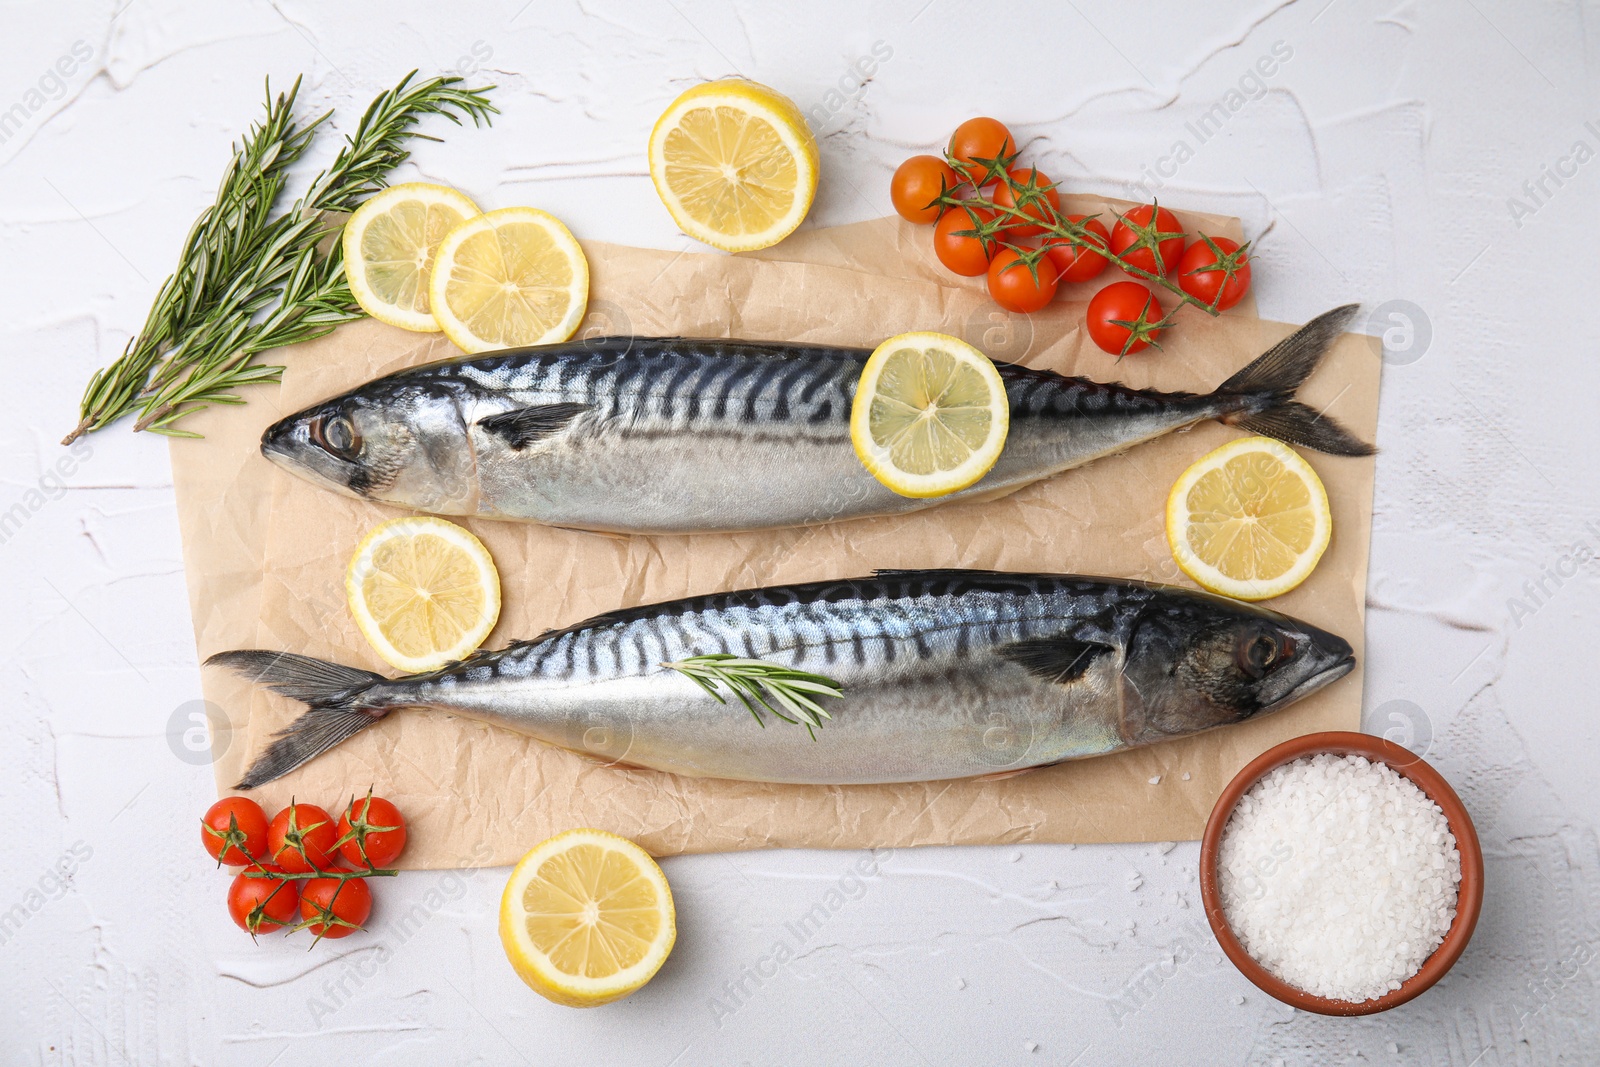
[933,205,1000,276]
[947,117,1015,185]
[987,249,1058,313]
[202,797,269,867]
[1176,235,1252,310]
[1042,216,1111,284]
[228,865,299,936]
[268,803,339,873]
[1110,204,1186,278]
[337,793,408,869]
[891,155,961,224]
[300,877,372,941]
[1087,282,1167,355]
[992,167,1060,238]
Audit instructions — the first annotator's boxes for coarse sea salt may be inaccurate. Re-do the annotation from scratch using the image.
[1218,752,1462,1003]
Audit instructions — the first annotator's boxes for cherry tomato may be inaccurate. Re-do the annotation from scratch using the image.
[933,205,999,277]
[1110,204,1186,278]
[268,803,339,873]
[228,864,300,935]
[300,877,372,940]
[992,167,1060,238]
[1042,216,1111,284]
[337,794,408,869]
[947,117,1015,185]
[1086,281,1165,355]
[987,249,1059,314]
[891,155,961,225]
[202,796,269,867]
[1176,235,1252,311]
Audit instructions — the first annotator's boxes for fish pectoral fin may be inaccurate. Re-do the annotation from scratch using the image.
[477,402,589,450]
[995,636,1116,684]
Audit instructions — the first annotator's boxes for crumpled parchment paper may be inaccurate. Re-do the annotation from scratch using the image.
[170,204,1378,868]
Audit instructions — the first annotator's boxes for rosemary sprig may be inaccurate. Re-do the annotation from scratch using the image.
[64,71,496,443]
[65,81,316,442]
[663,654,843,739]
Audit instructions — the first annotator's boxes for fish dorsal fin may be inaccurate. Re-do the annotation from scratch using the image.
[477,402,588,450]
[996,636,1116,684]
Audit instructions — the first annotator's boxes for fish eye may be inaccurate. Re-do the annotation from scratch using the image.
[1238,631,1280,678]
[311,414,361,460]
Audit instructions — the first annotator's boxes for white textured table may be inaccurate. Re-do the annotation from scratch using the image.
[3,2,1595,1063]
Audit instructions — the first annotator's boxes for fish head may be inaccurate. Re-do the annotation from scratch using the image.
[260,384,478,514]
[1119,591,1355,740]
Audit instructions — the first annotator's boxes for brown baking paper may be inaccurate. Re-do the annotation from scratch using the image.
[171,207,1377,868]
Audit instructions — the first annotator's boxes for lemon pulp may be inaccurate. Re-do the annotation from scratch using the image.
[429,207,589,353]
[346,516,501,672]
[342,183,480,332]
[850,332,1009,498]
[649,79,818,252]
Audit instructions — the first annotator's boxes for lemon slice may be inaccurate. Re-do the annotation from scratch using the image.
[1166,436,1332,601]
[499,828,676,1008]
[342,183,481,332]
[428,207,589,354]
[346,516,501,673]
[648,78,819,252]
[850,332,1010,498]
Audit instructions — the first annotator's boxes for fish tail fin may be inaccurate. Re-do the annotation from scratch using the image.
[206,650,390,789]
[1212,304,1375,457]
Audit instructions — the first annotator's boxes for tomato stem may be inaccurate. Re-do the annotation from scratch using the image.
[933,159,1225,317]
[243,868,398,880]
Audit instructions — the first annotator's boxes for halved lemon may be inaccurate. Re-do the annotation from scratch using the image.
[499,828,676,1008]
[342,183,481,332]
[850,332,1010,498]
[1165,436,1332,601]
[428,207,589,354]
[648,78,819,252]
[346,516,501,672]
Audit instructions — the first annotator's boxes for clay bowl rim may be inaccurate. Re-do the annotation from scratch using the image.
[1198,730,1483,1016]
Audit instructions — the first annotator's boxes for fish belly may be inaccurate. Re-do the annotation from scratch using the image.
[470,409,1185,534]
[475,424,907,532]
[421,651,1128,785]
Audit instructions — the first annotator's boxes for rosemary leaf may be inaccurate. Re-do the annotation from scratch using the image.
[662,655,844,738]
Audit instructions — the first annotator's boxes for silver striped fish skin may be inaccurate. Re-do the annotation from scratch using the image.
[213,570,1355,788]
[260,308,1371,534]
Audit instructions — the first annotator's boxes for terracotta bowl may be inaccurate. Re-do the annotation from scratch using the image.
[1198,730,1483,1016]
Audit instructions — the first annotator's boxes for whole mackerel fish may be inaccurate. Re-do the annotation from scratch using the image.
[260,306,1371,534]
[212,570,1355,789]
